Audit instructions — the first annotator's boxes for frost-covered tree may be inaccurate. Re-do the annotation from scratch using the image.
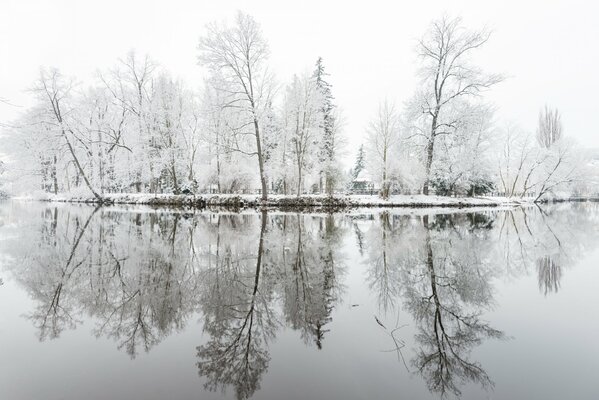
[366,99,401,199]
[496,117,579,201]
[408,16,503,195]
[430,103,496,196]
[350,144,366,181]
[312,57,339,194]
[284,73,323,196]
[100,51,159,192]
[31,68,102,199]
[536,105,562,149]
[198,11,274,200]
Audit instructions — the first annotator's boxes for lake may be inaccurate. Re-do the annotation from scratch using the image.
[0,201,598,400]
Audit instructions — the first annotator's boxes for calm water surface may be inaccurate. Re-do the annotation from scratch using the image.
[0,201,598,400]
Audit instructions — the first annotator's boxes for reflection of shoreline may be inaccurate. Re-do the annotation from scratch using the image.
[1,203,597,399]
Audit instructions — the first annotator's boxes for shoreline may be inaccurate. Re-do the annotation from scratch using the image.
[14,193,537,210]
[8,193,596,211]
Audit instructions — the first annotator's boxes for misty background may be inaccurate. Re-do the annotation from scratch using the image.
[2,0,598,165]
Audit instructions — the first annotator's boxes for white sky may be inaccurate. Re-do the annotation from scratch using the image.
[1,0,598,163]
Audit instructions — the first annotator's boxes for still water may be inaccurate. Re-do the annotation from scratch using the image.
[0,201,598,400]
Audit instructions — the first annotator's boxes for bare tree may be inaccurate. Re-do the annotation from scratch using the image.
[497,125,539,197]
[413,16,503,195]
[537,105,562,149]
[285,73,322,197]
[32,68,102,200]
[367,99,400,199]
[198,11,274,200]
[497,122,578,201]
[100,51,158,192]
[533,141,578,202]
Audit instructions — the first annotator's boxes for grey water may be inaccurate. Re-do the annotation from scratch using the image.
[0,201,598,400]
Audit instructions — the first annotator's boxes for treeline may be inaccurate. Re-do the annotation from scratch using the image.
[2,13,587,200]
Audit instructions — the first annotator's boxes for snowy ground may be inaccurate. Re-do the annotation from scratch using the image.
[15,192,538,209]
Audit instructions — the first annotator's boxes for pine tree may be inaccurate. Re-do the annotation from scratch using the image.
[352,145,366,180]
[312,57,336,193]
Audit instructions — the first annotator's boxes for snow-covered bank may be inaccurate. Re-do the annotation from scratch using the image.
[19,192,537,210]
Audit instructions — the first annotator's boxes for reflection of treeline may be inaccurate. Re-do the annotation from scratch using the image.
[4,205,347,399]
[4,204,598,399]
[196,213,346,399]
[361,205,599,397]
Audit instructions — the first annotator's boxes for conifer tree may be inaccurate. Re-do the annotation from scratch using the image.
[352,145,366,180]
[312,57,336,193]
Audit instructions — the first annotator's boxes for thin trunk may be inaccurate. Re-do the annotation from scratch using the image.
[52,155,58,194]
[297,160,302,198]
[254,117,268,200]
[171,162,180,194]
[63,129,102,200]
[423,134,436,195]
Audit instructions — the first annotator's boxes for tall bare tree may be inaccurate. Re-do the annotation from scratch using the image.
[32,68,102,200]
[413,16,503,195]
[367,99,400,199]
[198,12,274,200]
[537,105,562,149]
[285,73,322,197]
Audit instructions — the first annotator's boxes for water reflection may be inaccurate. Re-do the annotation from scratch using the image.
[1,202,598,399]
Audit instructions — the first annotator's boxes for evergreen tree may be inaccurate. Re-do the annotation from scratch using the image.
[312,57,336,193]
[352,144,366,180]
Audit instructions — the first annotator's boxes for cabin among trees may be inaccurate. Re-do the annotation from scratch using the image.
[350,170,376,194]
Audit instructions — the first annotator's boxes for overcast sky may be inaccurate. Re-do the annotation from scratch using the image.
[1,0,598,160]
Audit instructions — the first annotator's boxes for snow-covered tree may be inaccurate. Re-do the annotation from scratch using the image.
[429,103,496,196]
[284,73,323,196]
[31,68,102,199]
[198,11,275,200]
[350,144,366,181]
[537,105,562,149]
[312,57,340,194]
[496,117,580,201]
[407,16,503,195]
[366,99,401,199]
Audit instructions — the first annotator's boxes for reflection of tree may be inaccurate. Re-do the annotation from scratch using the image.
[364,212,504,397]
[195,212,345,399]
[405,216,503,396]
[6,205,202,356]
[280,214,341,349]
[4,203,347,400]
[197,212,276,400]
[365,212,402,313]
[363,207,599,397]
[406,215,504,397]
[29,206,99,340]
[496,205,598,295]
[87,212,201,358]
[353,221,366,256]
[536,255,561,295]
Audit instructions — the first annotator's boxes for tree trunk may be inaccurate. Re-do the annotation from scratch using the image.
[52,155,58,194]
[170,162,180,194]
[63,129,102,200]
[296,161,302,198]
[253,117,268,201]
[423,135,436,195]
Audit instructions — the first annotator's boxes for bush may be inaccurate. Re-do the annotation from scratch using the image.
[430,176,495,197]
[468,177,495,196]
[430,177,453,196]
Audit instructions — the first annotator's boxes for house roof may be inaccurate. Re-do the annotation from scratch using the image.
[353,170,371,183]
